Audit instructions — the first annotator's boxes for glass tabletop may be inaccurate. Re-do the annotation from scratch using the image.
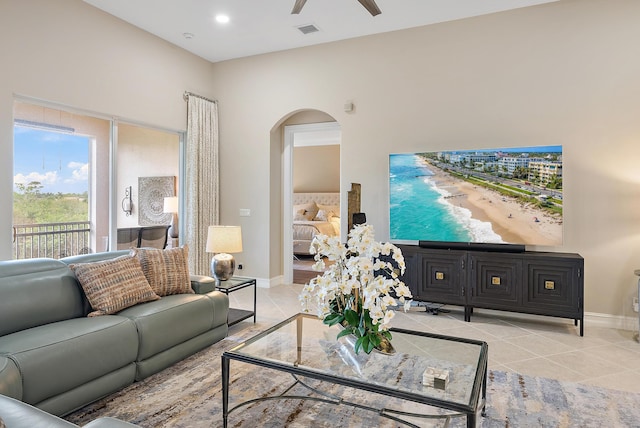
[226,313,487,409]
[215,276,255,290]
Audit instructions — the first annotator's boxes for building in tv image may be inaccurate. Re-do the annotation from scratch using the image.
[389,146,563,246]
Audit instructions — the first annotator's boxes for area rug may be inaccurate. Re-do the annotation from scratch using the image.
[66,324,640,427]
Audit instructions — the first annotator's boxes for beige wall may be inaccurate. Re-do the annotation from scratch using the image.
[293,145,340,193]
[209,0,640,321]
[116,124,179,229]
[2,0,640,321]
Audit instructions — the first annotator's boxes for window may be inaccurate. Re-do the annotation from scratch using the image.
[12,100,182,259]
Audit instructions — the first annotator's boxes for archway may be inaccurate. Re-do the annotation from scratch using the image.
[269,109,341,285]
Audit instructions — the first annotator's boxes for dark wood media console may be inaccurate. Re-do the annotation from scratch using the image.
[398,244,584,336]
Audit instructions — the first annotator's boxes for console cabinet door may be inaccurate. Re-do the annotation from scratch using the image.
[416,249,466,304]
[522,257,583,318]
[469,253,522,310]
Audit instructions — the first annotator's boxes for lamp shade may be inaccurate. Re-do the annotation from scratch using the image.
[206,226,243,254]
[163,196,179,213]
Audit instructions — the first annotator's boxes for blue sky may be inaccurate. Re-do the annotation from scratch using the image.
[13,126,89,194]
[437,145,562,154]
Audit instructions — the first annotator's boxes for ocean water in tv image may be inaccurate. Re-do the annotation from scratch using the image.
[389,154,501,242]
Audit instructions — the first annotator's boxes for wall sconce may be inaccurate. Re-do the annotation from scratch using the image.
[163,196,179,239]
[121,186,132,216]
[206,225,243,281]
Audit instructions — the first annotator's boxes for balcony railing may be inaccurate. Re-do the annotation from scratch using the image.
[12,221,92,260]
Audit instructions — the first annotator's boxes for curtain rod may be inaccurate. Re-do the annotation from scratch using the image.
[183,91,217,104]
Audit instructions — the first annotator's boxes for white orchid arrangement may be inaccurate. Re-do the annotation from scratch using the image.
[300,223,413,354]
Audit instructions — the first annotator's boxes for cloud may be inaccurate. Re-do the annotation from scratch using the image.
[65,162,89,183]
[14,171,59,186]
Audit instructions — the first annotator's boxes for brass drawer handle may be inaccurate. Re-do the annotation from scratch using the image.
[545,280,555,290]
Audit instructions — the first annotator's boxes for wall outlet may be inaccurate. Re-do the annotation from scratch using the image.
[633,297,639,313]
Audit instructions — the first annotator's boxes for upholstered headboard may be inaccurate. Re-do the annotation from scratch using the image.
[293,192,340,207]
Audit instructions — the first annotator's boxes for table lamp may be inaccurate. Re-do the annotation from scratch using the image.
[206,225,243,281]
[163,196,179,239]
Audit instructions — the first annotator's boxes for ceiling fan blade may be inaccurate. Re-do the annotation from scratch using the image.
[291,0,308,14]
[357,0,382,16]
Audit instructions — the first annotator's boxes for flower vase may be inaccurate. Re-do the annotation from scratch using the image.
[339,322,396,356]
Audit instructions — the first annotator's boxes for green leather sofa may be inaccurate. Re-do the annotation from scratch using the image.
[0,251,228,418]
[0,394,138,427]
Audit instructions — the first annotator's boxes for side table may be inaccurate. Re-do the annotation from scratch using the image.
[215,276,257,326]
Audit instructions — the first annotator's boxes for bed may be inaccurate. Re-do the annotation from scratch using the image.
[292,192,341,255]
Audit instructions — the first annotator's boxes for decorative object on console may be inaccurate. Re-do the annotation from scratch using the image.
[347,182,361,232]
[163,196,179,239]
[422,367,449,390]
[300,223,412,354]
[206,226,243,281]
[352,212,366,227]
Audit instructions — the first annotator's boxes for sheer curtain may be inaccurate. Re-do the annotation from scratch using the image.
[185,94,219,275]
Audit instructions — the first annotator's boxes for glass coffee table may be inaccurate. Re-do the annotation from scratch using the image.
[222,313,487,427]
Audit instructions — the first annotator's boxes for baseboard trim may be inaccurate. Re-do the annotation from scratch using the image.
[584,311,638,332]
[256,276,281,289]
[413,304,639,332]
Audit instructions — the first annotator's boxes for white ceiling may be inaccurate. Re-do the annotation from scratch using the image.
[83,0,558,63]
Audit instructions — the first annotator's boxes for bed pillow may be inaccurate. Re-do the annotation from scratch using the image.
[316,204,340,218]
[293,202,318,221]
[293,208,308,221]
[69,254,160,317]
[314,209,335,222]
[135,245,193,296]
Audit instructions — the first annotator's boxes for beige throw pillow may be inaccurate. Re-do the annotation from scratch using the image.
[293,202,318,221]
[69,255,160,317]
[135,246,193,296]
[317,203,340,218]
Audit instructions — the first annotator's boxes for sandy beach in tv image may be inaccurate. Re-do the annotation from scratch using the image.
[389,151,563,246]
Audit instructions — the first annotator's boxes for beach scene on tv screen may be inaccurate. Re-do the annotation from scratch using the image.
[389,146,563,246]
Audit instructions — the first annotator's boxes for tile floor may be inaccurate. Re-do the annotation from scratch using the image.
[226,282,640,394]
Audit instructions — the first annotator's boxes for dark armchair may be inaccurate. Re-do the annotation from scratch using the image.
[117,225,169,250]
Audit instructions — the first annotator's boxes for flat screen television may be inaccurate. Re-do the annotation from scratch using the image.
[389,145,563,248]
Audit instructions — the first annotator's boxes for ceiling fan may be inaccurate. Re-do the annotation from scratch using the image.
[291,0,381,16]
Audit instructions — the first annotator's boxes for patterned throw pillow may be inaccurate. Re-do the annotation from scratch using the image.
[69,255,160,317]
[134,246,193,296]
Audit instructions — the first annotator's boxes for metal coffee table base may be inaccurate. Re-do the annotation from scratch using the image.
[222,359,486,428]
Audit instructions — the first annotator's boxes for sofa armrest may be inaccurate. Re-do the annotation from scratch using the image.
[190,274,216,294]
[0,394,139,427]
[0,357,21,401]
[0,393,77,427]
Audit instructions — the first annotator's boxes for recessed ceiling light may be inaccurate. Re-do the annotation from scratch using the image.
[215,14,230,24]
[183,32,194,39]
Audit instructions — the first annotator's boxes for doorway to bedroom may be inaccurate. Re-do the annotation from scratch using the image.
[283,121,341,285]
